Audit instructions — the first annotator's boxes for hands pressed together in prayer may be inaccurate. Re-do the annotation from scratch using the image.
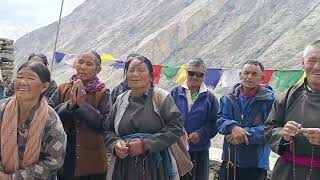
[69,79,86,109]
[114,138,145,159]
[226,126,251,145]
[283,121,320,145]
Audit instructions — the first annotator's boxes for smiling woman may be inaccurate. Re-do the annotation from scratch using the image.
[14,62,50,100]
[0,62,67,179]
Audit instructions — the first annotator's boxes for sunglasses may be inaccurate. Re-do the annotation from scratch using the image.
[187,71,205,78]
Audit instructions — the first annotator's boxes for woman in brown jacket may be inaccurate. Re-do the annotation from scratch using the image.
[50,51,111,180]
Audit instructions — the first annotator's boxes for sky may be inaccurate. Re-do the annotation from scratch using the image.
[0,0,86,40]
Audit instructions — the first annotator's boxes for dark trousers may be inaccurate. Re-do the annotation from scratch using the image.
[218,161,267,180]
[181,150,209,180]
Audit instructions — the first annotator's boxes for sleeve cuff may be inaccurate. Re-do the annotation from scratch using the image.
[109,141,117,155]
[64,101,77,112]
[56,101,75,118]
[278,137,291,155]
[76,102,95,114]
[227,124,238,134]
[109,139,122,154]
[195,129,205,139]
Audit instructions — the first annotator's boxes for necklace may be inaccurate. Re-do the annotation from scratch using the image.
[17,120,28,138]
[291,87,314,180]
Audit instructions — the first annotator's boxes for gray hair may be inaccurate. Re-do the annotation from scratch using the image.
[188,58,207,71]
[87,50,101,67]
[303,40,320,58]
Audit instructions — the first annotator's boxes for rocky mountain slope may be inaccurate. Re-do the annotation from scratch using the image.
[14,0,320,86]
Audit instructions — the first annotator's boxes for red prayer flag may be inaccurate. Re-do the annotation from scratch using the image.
[153,64,163,84]
[263,69,275,84]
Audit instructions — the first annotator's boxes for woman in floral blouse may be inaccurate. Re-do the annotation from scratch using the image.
[0,62,66,180]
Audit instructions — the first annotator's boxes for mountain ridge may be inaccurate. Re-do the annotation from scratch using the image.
[13,0,320,86]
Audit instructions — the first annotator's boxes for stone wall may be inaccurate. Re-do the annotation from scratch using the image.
[0,38,15,87]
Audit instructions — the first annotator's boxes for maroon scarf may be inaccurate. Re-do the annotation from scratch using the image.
[70,75,105,93]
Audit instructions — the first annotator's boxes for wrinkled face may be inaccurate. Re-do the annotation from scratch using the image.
[127,59,152,90]
[29,56,45,65]
[186,66,205,90]
[303,47,320,90]
[14,67,48,101]
[240,64,264,89]
[75,53,101,82]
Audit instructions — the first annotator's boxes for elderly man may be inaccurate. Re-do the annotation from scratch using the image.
[217,60,275,180]
[265,40,320,180]
[171,58,219,180]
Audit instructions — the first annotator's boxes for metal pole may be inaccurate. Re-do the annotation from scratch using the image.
[51,0,64,72]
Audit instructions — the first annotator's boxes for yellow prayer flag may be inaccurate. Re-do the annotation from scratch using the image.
[175,66,187,84]
[297,71,306,83]
[100,53,117,63]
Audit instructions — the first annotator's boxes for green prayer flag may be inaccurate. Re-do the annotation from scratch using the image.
[275,70,304,92]
[163,65,180,79]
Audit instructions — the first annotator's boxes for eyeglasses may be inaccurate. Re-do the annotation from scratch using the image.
[187,71,204,78]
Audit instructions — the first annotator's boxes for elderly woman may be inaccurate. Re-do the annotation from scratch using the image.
[5,53,58,99]
[0,62,66,179]
[104,55,184,180]
[111,53,140,103]
[50,51,111,180]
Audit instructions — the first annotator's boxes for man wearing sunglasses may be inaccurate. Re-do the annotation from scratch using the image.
[171,58,219,180]
[217,60,275,180]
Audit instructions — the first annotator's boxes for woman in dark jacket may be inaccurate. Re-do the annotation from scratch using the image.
[104,55,184,180]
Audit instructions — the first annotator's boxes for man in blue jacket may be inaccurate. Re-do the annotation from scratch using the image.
[217,60,275,180]
[171,58,219,180]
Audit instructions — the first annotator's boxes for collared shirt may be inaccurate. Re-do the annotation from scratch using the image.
[129,86,151,97]
[239,84,259,97]
[182,82,208,112]
[304,78,320,94]
[306,84,320,94]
